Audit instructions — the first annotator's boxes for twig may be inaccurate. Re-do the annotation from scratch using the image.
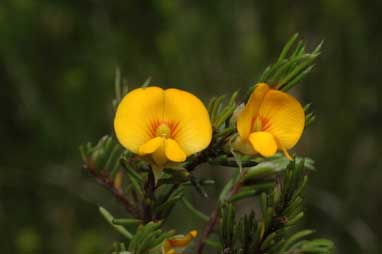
[185,149,211,172]
[197,207,219,253]
[143,169,155,223]
[197,178,243,253]
[83,164,139,217]
[185,130,232,172]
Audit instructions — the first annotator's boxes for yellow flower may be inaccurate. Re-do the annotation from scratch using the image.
[114,86,212,176]
[162,230,197,254]
[235,83,305,160]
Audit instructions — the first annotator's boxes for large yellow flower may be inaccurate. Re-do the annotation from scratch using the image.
[114,86,212,174]
[235,83,305,159]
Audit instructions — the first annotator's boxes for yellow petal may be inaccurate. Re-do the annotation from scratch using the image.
[280,143,293,160]
[162,240,172,254]
[237,83,270,139]
[162,230,197,254]
[165,139,187,162]
[114,87,165,153]
[167,230,198,248]
[257,90,305,149]
[248,131,277,157]
[163,89,212,156]
[138,137,163,155]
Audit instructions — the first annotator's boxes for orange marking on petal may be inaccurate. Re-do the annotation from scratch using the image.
[171,121,181,139]
[148,120,181,139]
[148,119,160,138]
[260,116,272,131]
[252,115,272,132]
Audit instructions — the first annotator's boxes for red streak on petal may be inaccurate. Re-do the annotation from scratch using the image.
[260,116,272,131]
[168,121,180,139]
[251,115,272,132]
[148,119,160,138]
[148,119,180,139]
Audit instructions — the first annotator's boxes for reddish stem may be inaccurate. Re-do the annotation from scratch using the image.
[197,179,242,254]
[83,163,139,217]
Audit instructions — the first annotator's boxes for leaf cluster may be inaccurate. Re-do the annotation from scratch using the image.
[100,206,176,254]
[258,33,322,92]
[219,160,334,254]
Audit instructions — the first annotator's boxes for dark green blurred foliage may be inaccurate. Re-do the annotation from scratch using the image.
[0,1,380,253]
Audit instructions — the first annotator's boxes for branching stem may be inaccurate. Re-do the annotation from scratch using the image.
[83,164,138,216]
[197,175,243,254]
[143,169,156,223]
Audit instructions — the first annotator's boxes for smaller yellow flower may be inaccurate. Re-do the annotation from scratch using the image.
[162,230,197,254]
[234,83,305,159]
[114,87,212,178]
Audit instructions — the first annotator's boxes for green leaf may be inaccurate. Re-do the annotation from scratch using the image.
[99,206,132,239]
[244,155,314,181]
[230,183,274,202]
[280,230,314,252]
[112,218,142,226]
[141,76,152,87]
[115,67,122,102]
[128,221,176,254]
[277,33,299,63]
[257,34,323,92]
[181,197,209,222]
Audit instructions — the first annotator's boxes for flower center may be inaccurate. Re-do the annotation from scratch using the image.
[253,115,271,132]
[156,123,171,138]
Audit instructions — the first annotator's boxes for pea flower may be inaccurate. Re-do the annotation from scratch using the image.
[162,230,197,254]
[234,83,305,159]
[114,86,212,176]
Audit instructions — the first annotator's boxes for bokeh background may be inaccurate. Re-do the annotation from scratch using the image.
[1,0,381,253]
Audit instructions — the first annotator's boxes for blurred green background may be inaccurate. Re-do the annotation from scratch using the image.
[0,0,381,253]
